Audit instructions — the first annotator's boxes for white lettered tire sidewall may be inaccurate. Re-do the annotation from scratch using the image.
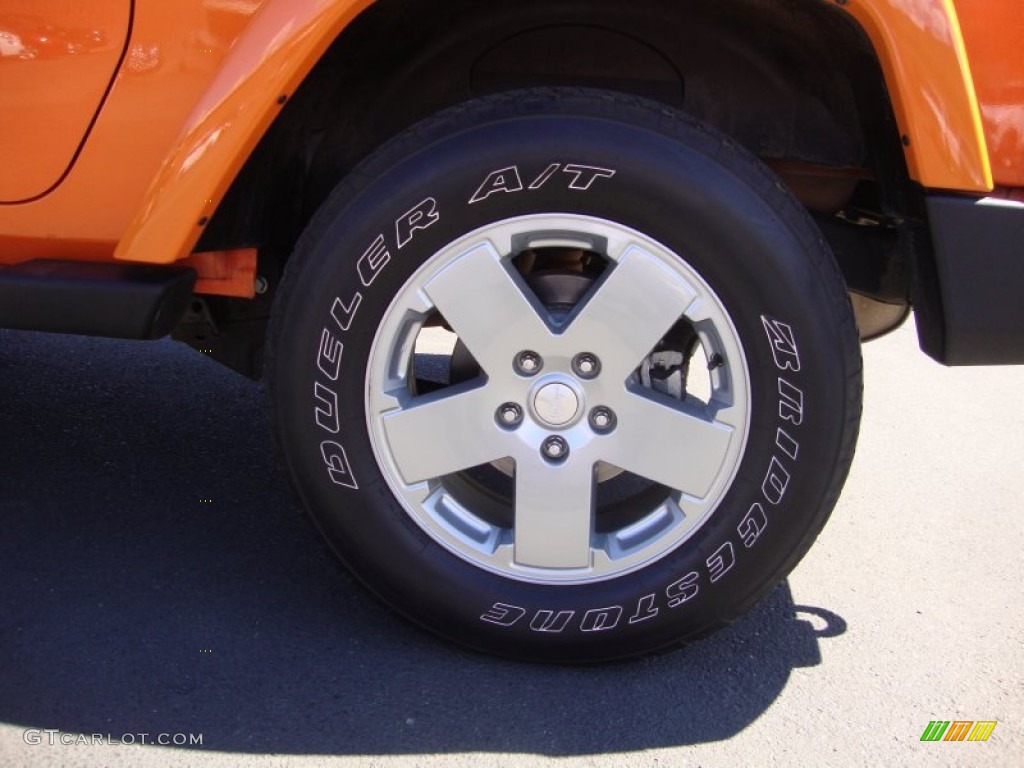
[267,91,861,662]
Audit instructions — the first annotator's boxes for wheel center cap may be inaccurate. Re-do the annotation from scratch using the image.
[533,382,580,427]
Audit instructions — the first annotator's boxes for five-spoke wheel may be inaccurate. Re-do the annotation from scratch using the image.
[367,215,750,583]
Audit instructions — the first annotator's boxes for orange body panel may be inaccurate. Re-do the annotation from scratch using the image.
[0,0,1010,273]
[839,0,991,192]
[953,0,1024,187]
[0,1,130,202]
[115,0,374,265]
[0,0,266,261]
[0,0,372,267]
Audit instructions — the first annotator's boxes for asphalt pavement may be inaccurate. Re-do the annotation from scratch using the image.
[0,319,1021,767]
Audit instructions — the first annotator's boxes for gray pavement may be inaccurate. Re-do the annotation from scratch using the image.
[0,318,1021,767]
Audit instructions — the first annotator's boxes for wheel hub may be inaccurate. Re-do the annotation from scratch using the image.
[532,379,581,427]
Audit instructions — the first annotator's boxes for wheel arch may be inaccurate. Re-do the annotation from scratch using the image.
[115,0,991,268]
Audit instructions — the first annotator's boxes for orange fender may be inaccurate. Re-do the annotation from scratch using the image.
[837,0,991,193]
[116,0,373,265]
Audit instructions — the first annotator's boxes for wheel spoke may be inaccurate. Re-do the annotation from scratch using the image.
[565,245,698,381]
[381,385,508,484]
[605,393,735,498]
[513,454,595,569]
[423,241,551,376]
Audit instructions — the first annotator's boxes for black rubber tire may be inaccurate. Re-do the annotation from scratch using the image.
[266,89,862,662]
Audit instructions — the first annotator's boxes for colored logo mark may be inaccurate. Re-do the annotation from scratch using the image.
[920,720,997,742]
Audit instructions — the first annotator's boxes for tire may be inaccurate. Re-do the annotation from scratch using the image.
[267,89,862,662]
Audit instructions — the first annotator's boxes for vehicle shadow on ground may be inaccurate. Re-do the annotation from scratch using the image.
[0,331,846,755]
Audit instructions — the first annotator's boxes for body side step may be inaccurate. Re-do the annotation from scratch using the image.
[0,260,196,339]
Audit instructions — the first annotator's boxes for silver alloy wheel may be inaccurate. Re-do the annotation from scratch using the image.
[366,214,750,584]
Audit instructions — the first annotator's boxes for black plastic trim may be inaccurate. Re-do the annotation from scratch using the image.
[0,260,196,339]
[919,195,1024,365]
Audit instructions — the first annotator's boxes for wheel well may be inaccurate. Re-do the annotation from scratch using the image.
[191,0,919,376]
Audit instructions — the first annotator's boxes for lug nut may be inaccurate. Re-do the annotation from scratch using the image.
[589,406,617,433]
[515,351,543,376]
[497,403,523,428]
[573,353,601,379]
[541,436,569,462]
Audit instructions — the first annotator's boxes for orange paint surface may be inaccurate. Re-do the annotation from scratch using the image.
[954,0,1024,187]
[0,0,266,260]
[113,0,374,265]
[0,0,1012,270]
[0,1,130,201]
[840,0,991,192]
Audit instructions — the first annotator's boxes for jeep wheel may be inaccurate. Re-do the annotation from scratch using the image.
[267,89,862,661]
